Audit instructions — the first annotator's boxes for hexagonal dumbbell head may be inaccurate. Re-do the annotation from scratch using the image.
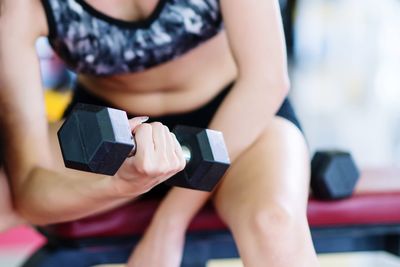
[311,151,360,200]
[58,103,135,175]
[166,125,231,192]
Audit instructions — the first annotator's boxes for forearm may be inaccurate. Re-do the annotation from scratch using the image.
[10,122,140,225]
[15,167,138,225]
[209,78,288,161]
[5,120,139,225]
[12,118,185,226]
[213,0,289,161]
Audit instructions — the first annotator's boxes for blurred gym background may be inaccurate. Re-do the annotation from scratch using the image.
[1,0,400,266]
[292,0,400,168]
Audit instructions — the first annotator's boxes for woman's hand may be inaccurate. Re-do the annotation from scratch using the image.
[0,169,24,232]
[112,118,186,196]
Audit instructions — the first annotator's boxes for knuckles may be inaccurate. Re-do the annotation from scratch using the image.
[135,123,152,135]
[139,123,152,131]
[135,161,158,177]
[150,122,164,130]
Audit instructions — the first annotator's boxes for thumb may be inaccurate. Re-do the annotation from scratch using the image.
[129,116,149,132]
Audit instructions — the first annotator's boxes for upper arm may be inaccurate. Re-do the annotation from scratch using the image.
[0,0,52,185]
[0,0,48,38]
[220,0,289,87]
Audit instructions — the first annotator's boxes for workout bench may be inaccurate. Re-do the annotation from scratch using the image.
[28,167,399,267]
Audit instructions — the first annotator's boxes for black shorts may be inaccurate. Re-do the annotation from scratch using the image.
[64,82,302,130]
[63,82,303,197]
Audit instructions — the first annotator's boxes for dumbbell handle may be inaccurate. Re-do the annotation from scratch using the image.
[181,146,192,162]
[128,136,192,162]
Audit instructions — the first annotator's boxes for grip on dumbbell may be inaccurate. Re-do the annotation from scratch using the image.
[127,135,191,162]
[58,103,230,192]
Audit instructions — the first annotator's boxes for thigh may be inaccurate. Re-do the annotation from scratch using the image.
[212,116,310,223]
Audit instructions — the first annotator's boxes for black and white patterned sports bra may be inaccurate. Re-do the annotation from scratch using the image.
[41,0,223,75]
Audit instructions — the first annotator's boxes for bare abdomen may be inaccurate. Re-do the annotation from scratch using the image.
[77,32,237,116]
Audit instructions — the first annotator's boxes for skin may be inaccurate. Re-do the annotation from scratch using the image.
[0,0,319,266]
[0,168,24,232]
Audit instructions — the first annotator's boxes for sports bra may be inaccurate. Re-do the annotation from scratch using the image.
[41,0,223,75]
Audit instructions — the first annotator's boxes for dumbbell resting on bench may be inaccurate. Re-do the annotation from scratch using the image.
[58,103,231,192]
[311,150,360,200]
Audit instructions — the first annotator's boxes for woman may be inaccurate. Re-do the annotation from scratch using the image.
[0,0,319,266]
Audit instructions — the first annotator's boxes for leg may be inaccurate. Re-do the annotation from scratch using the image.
[213,117,319,267]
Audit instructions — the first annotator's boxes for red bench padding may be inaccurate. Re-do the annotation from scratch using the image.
[308,192,400,226]
[43,168,400,239]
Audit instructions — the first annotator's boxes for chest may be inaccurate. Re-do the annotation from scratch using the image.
[83,0,159,22]
[46,0,223,75]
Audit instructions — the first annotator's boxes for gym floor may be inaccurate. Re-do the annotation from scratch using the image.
[1,227,399,267]
[1,226,400,267]
[2,247,400,267]
[208,253,400,267]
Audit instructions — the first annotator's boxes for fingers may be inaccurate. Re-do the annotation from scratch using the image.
[129,116,149,133]
[151,122,167,155]
[134,123,154,158]
[161,130,184,175]
[151,123,181,176]
[127,117,150,157]
[172,133,186,172]
[122,121,186,183]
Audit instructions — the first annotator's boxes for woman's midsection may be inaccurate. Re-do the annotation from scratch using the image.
[77,32,237,116]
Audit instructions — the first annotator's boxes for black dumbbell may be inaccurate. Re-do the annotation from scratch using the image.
[311,150,360,200]
[57,103,230,192]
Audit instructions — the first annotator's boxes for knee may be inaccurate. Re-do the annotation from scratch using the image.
[247,203,306,237]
